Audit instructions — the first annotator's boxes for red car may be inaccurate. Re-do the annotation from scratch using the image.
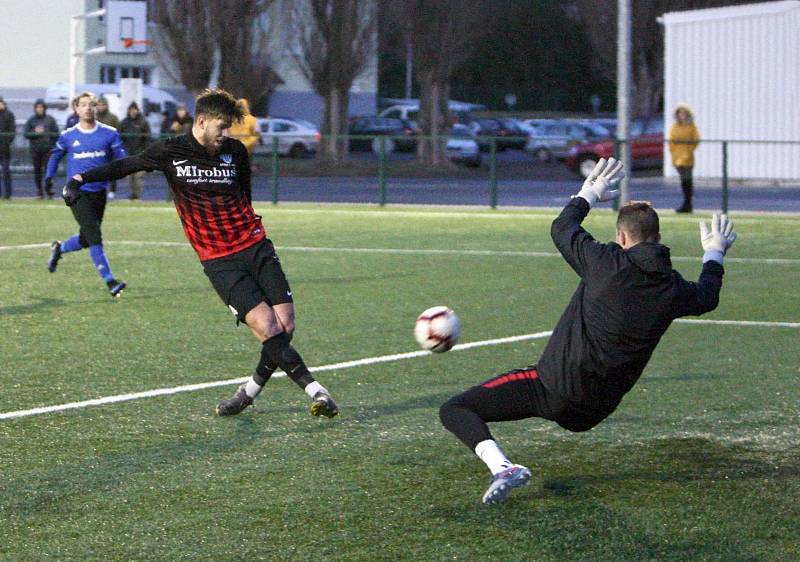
[566,117,664,178]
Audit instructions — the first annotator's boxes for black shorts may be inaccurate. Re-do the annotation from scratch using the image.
[450,365,608,433]
[202,239,293,324]
[71,189,107,247]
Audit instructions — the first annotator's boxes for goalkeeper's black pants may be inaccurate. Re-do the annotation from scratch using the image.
[439,366,606,451]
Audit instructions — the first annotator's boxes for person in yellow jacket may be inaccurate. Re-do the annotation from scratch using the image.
[669,103,700,213]
[229,98,259,154]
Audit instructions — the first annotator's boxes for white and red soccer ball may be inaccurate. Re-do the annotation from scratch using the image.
[414,306,461,353]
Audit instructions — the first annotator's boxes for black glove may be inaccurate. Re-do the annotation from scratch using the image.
[62,178,83,207]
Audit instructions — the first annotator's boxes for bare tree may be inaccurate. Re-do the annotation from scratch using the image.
[399,0,487,165]
[152,0,281,106]
[292,0,377,162]
[211,0,282,104]
[151,0,216,94]
[568,0,773,118]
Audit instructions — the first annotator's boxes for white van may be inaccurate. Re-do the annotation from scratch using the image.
[379,100,486,124]
[379,104,420,121]
[45,83,178,135]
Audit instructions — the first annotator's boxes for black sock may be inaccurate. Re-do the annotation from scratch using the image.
[262,332,315,389]
[253,346,277,386]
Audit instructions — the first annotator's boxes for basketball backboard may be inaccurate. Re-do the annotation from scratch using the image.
[106,0,148,54]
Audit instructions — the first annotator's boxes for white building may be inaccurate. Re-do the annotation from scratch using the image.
[0,0,377,125]
[661,1,800,180]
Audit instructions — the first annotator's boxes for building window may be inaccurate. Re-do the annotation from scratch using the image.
[100,65,151,85]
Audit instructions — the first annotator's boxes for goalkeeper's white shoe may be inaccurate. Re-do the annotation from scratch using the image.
[482,464,532,505]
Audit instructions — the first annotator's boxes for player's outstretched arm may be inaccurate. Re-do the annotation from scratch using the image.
[61,146,164,206]
[574,157,625,207]
[699,213,737,264]
[672,213,736,317]
[550,158,627,278]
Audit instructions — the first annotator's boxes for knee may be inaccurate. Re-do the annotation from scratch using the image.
[439,395,465,428]
[249,315,283,342]
[281,318,295,336]
[81,230,102,247]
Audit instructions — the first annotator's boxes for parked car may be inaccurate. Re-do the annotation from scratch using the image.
[497,119,529,150]
[517,118,558,138]
[379,100,486,125]
[525,120,611,162]
[565,117,664,178]
[446,124,481,167]
[256,117,320,157]
[583,117,618,135]
[348,116,417,153]
[468,118,522,152]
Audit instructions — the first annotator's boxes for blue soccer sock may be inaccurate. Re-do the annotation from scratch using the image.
[61,235,83,253]
[89,244,115,282]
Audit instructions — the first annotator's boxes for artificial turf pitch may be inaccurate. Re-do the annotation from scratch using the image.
[1,200,798,561]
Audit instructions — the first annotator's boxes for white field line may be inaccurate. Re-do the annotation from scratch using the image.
[0,331,553,421]
[4,201,800,222]
[1,240,799,265]
[2,319,799,421]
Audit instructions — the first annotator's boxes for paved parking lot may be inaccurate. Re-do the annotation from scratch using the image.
[6,152,800,213]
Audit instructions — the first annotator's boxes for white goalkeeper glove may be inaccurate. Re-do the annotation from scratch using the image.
[699,213,737,264]
[575,157,625,207]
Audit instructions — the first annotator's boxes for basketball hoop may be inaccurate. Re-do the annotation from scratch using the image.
[122,38,151,49]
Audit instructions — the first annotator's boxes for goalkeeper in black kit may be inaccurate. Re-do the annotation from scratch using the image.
[62,89,338,419]
[439,158,737,505]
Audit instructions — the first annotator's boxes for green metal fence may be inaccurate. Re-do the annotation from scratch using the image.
[2,131,799,211]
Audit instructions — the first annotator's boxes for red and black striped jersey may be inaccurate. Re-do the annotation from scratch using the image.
[81,133,266,261]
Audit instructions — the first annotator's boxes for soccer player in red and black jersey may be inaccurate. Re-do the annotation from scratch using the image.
[439,159,737,505]
[62,89,338,418]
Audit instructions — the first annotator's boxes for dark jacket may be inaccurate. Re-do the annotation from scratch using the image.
[119,114,151,155]
[65,113,79,129]
[24,113,59,152]
[96,109,120,130]
[0,109,16,155]
[161,113,193,137]
[537,197,724,417]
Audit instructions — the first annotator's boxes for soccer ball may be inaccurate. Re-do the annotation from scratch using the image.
[414,306,461,353]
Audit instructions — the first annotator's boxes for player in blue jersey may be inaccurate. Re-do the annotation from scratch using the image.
[45,92,128,297]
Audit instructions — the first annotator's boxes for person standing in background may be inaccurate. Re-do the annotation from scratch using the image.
[669,103,700,214]
[25,99,59,198]
[164,104,193,137]
[229,98,259,155]
[65,98,80,129]
[0,97,16,199]
[118,102,151,200]
[95,96,120,199]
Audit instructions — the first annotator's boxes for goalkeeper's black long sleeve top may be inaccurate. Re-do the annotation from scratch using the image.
[536,197,724,417]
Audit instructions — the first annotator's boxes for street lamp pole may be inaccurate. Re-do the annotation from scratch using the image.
[69,8,107,101]
[617,0,632,203]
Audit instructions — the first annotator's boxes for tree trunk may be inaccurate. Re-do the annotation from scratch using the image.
[320,86,350,164]
[417,70,449,166]
[336,85,350,161]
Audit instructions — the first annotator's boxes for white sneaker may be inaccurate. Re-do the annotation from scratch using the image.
[107,191,116,200]
[482,464,532,505]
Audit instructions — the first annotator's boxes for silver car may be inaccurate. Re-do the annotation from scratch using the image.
[446,124,481,167]
[525,120,610,162]
[256,117,320,158]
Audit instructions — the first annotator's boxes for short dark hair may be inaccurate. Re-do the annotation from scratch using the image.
[194,89,243,123]
[616,201,660,244]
